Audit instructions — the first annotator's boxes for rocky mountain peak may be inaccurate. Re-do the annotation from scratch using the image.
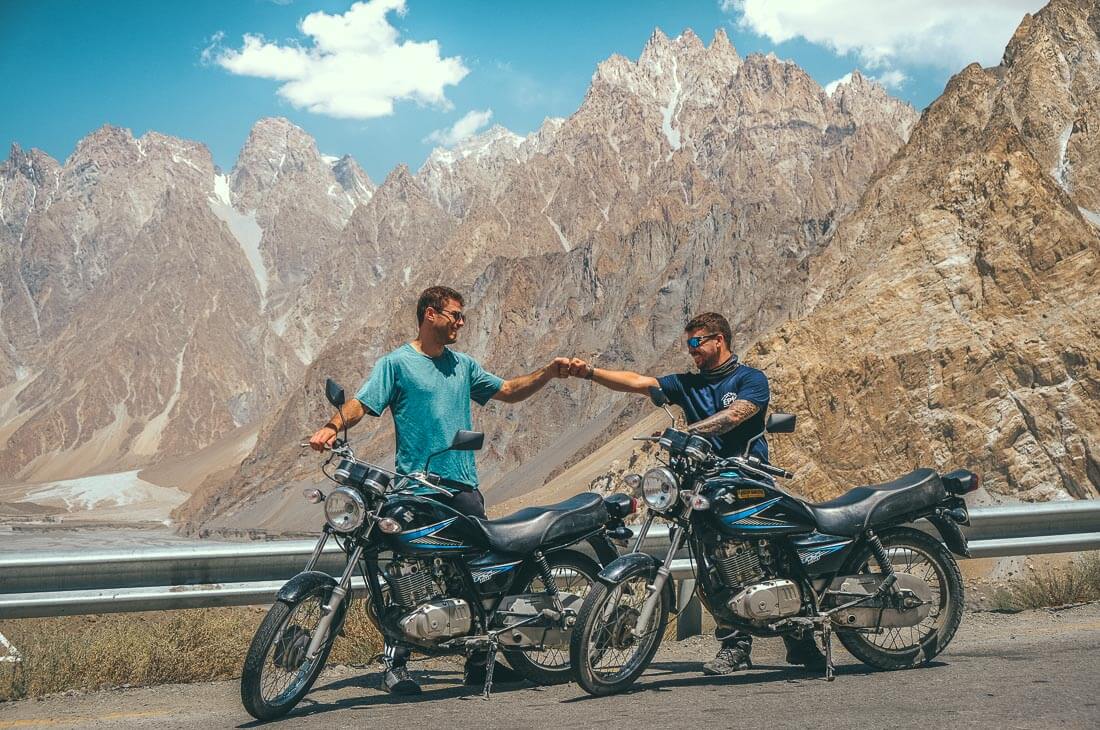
[331,154,375,204]
[829,70,918,140]
[3,144,59,186]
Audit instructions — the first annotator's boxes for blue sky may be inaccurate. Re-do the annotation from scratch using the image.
[0,1,1042,182]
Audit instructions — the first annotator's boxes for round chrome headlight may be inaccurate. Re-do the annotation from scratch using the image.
[642,467,679,511]
[324,487,366,532]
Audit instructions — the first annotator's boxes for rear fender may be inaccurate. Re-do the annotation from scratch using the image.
[276,571,337,604]
[926,513,971,558]
[585,533,620,568]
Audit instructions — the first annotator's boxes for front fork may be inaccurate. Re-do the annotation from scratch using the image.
[631,524,685,638]
[304,531,367,661]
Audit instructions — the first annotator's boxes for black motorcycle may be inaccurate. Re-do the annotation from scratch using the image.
[570,387,978,696]
[240,379,635,720]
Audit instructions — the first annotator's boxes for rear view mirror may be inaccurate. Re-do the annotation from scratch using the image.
[325,378,346,408]
[766,413,796,433]
[450,430,484,451]
[649,386,669,408]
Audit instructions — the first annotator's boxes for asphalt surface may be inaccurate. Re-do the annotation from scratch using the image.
[3,603,1099,729]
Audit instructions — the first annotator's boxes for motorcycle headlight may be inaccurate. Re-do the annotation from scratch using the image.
[642,467,679,511]
[324,487,366,532]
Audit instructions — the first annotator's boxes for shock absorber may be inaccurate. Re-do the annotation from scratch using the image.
[866,530,898,596]
[533,551,559,596]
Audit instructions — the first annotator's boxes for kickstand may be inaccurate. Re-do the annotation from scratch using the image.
[482,640,498,700]
[821,618,835,682]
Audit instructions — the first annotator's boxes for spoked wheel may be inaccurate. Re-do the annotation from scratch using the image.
[837,527,964,670]
[503,551,600,685]
[240,586,346,721]
[570,572,670,696]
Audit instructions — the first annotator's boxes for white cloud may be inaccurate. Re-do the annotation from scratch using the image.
[873,69,907,89]
[206,0,468,120]
[425,109,493,147]
[726,0,1043,77]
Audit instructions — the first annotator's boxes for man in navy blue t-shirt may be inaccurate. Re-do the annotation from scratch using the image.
[567,311,823,676]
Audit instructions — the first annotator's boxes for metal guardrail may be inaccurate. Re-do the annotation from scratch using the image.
[1,502,1098,620]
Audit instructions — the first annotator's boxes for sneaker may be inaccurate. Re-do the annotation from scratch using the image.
[463,656,526,686]
[380,664,422,695]
[702,643,752,675]
[783,636,826,671]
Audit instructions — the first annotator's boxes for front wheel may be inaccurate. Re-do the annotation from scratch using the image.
[240,585,346,721]
[569,571,670,696]
[837,527,964,670]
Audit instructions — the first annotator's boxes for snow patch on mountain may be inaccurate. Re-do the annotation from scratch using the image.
[208,174,268,306]
[1053,123,1072,191]
[661,54,683,157]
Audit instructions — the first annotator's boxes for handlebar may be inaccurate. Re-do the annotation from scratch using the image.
[721,455,794,480]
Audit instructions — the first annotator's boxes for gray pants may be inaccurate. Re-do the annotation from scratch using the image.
[384,489,486,669]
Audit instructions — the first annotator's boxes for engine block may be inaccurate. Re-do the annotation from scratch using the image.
[384,559,437,607]
[714,540,764,588]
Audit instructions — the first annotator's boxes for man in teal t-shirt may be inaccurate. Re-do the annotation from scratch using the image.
[353,343,504,496]
[309,285,570,695]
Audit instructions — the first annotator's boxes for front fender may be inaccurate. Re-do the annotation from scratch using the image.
[597,552,659,586]
[276,570,337,604]
[927,514,971,558]
[597,552,677,612]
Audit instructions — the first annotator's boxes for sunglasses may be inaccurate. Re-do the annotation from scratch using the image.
[686,333,719,349]
[435,308,467,323]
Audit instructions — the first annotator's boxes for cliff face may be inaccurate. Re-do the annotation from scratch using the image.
[175,29,916,530]
[748,0,1100,503]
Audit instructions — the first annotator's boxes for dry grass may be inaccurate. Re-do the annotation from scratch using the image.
[0,600,381,702]
[991,552,1100,611]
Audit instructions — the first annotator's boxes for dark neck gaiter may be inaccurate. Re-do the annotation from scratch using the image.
[700,354,739,383]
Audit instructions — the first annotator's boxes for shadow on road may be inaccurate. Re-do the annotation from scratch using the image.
[236,668,538,727]
[236,659,948,725]
[557,659,942,703]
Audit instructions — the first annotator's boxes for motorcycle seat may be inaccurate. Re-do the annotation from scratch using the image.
[803,469,946,537]
[476,492,609,555]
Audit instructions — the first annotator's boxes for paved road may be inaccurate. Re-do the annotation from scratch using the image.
[3,604,1099,729]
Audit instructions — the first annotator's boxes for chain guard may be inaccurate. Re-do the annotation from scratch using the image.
[826,573,934,629]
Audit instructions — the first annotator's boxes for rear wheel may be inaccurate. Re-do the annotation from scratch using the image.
[836,527,964,670]
[502,551,600,685]
[570,571,670,696]
[240,586,346,721]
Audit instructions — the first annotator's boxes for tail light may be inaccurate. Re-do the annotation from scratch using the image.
[603,493,636,519]
[943,469,980,495]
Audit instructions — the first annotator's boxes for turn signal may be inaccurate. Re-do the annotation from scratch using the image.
[689,494,711,511]
[302,488,324,504]
[377,517,402,534]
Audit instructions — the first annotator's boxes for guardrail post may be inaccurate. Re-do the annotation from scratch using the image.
[675,578,702,640]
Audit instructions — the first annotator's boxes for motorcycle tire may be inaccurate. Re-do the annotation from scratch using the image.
[502,550,601,685]
[240,585,346,721]
[570,570,670,696]
[836,526,964,670]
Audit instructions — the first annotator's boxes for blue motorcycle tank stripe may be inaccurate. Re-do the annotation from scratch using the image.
[399,517,457,541]
[720,497,782,524]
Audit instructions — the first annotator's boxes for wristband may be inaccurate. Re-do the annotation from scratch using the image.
[585,365,595,380]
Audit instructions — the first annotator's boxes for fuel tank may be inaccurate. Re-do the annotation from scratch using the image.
[379,495,489,555]
[700,472,815,538]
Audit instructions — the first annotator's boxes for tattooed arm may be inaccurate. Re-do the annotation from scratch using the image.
[687,400,760,436]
